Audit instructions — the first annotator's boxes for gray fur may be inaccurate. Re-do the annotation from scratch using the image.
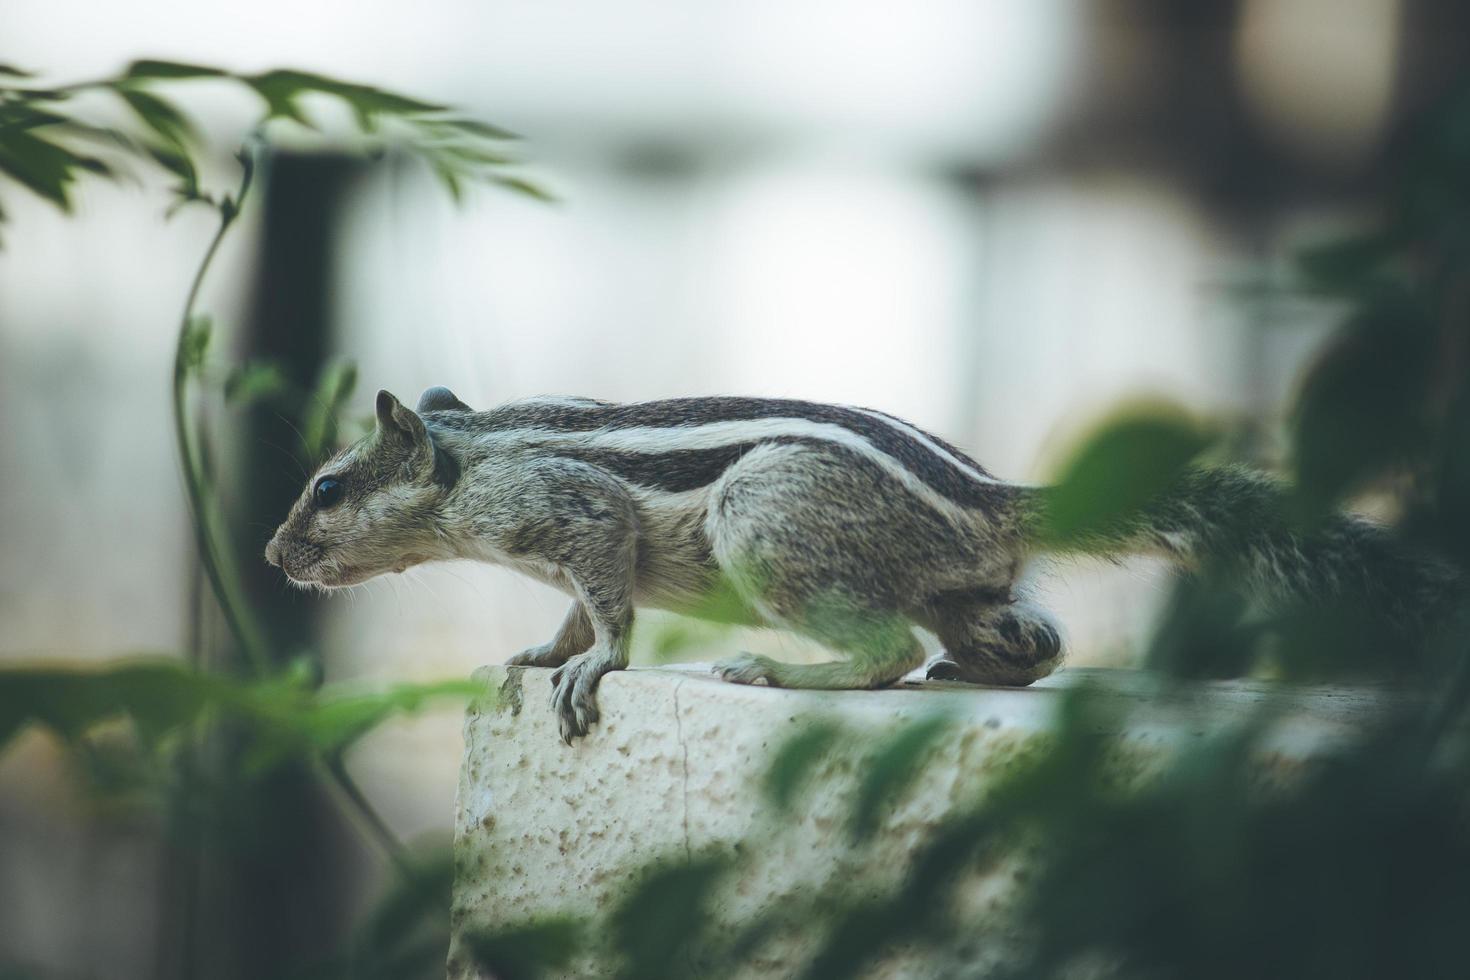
[265,387,1462,743]
[1023,466,1465,636]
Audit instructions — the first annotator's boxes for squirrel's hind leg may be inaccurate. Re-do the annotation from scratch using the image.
[705,442,939,690]
[712,611,925,689]
[923,595,1063,686]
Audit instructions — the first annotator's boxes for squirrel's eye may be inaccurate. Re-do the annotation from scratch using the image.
[313,477,344,509]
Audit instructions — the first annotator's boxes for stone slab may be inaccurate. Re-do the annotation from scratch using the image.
[448,664,1392,978]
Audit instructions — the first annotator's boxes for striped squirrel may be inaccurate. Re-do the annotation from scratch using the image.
[265,387,1462,742]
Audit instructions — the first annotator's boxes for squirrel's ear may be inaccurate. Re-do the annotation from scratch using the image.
[417,385,472,413]
[375,389,428,445]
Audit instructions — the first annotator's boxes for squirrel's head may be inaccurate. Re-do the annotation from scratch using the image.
[265,388,464,588]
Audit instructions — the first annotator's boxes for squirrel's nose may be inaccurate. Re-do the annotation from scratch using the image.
[264,535,282,568]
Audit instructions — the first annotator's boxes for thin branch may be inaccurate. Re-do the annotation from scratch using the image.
[171,141,270,673]
[320,753,417,877]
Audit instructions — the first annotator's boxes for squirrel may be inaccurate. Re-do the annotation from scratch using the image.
[266,387,1463,743]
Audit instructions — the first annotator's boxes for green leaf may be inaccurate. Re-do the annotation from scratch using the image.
[224,361,288,404]
[435,118,520,141]
[240,677,486,773]
[429,159,463,203]
[610,858,730,980]
[145,142,199,198]
[0,64,35,78]
[245,70,445,131]
[645,620,712,663]
[297,679,486,751]
[179,314,212,372]
[1290,295,1433,515]
[115,87,199,148]
[431,142,516,167]
[848,715,952,841]
[0,660,220,750]
[488,174,556,203]
[1143,576,1258,679]
[763,721,845,812]
[0,106,69,133]
[356,850,453,951]
[103,663,221,742]
[464,919,583,980]
[245,71,315,127]
[329,81,445,131]
[71,156,112,177]
[289,72,443,122]
[124,60,228,81]
[303,850,458,980]
[301,359,359,460]
[0,128,102,210]
[1040,401,1217,545]
[0,659,485,773]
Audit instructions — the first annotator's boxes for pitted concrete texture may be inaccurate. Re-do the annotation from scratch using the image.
[448,665,1390,979]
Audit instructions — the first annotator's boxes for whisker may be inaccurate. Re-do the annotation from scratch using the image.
[384,573,406,615]
[275,413,315,461]
[259,438,309,479]
[437,564,492,602]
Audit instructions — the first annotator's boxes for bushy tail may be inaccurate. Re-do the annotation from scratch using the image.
[1019,465,1464,633]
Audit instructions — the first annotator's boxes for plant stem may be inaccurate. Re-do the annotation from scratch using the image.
[169,140,418,889]
[171,146,269,673]
[321,754,416,876]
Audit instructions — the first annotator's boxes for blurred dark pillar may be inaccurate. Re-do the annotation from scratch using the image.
[202,151,367,980]
[1055,0,1267,207]
[1397,1,1470,114]
[237,151,365,649]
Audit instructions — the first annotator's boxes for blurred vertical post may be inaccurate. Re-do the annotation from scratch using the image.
[234,151,364,648]
[162,151,369,980]
[232,149,366,980]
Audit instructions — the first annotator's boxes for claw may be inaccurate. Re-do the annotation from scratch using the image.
[547,651,618,743]
[712,653,776,686]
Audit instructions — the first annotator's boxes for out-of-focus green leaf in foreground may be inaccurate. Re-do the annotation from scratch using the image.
[1038,400,1217,546]
[0,658,485,772]
[0,58,550,242]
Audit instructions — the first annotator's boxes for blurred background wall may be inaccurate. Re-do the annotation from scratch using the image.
[1,1,1466,976]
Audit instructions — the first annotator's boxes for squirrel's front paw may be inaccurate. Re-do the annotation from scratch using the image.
[506,642,570,668]
[548,651,617,743]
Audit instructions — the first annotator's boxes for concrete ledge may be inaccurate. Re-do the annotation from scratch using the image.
[448,664,1390,978]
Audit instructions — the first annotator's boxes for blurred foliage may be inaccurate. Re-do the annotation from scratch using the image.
[0,58,541,980]
[0,658,481,830]
[0,658,476,755]
[0,58,548,238]
[453,80,1470,980]
[296,852,461,980]
[1037,400,1218,546]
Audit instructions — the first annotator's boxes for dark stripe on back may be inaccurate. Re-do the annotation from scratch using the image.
[556,443,759,494]
[437,396,999,509]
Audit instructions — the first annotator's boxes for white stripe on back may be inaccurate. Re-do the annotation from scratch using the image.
[848,408,999,485]
[525,416,984,519]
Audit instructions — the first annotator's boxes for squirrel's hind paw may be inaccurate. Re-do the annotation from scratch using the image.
[712,653,780,687]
